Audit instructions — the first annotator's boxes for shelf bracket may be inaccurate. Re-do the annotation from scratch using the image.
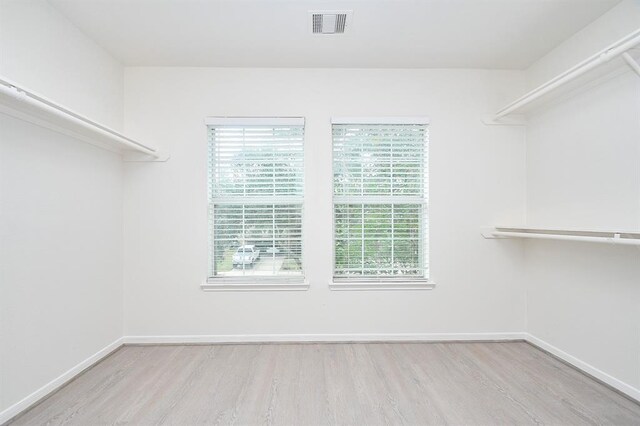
[481,226,503,238]
[481,114,526,126]
[622,52,640,78]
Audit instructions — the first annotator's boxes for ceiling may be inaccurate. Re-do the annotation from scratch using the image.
[48,0,621,69]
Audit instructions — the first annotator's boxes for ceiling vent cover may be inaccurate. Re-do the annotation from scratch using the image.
[310,11,352,34]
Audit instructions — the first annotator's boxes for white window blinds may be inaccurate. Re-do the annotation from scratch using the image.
[332,119,429,280]
[207,118,304,281]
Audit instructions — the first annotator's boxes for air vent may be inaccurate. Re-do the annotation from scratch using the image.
[310,11,352,34]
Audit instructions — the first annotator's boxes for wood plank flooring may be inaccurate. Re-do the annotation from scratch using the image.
[7,342,640,425]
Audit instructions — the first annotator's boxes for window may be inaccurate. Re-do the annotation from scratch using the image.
[332,118,430,286]
[206,117,305,288]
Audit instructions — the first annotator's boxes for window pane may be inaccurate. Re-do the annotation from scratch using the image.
[210,126,304,198]
[211,204,302,277]
[332,122,428,279]
[334,204,425,277]
[208,122,304,280]
[333,124,427,197]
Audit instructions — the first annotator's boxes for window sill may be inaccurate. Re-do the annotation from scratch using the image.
[330,280,436,291]
[202,279,309,292]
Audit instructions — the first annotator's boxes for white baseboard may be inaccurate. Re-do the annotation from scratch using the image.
[123,332,527,345]
[525,333,640,403]
[0,337,124,425]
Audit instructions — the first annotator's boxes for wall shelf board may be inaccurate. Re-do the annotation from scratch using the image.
[482,226,640,246]
[0,76,168,161]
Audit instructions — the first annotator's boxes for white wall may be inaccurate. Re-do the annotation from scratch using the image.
[524,0,640,393]
[0,115,124,413]
[0,0,123,129]
[0,0,125,416]
[123,67,527,338]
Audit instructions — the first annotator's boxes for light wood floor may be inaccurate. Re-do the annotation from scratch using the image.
[8,342,640,425]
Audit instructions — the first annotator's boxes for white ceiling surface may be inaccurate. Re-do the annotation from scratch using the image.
[48,0,621,69]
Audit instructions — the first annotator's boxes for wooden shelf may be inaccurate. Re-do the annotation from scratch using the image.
[0,76,168,161]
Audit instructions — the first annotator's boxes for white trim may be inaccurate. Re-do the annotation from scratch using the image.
[201,281,309,291]
[331,116,430,125]
[123,332,526,345]
[330,280,435,291]
[0,337,124,424]
[525,333,640,403]
[205,116,305,126]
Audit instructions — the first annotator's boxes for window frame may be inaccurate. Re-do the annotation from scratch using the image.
[330,117,434,291]
[203,116,308,291]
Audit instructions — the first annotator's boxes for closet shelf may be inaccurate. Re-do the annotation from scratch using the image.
[0,76,168,161]
[488,28,640,123]
[481,226,640,246]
